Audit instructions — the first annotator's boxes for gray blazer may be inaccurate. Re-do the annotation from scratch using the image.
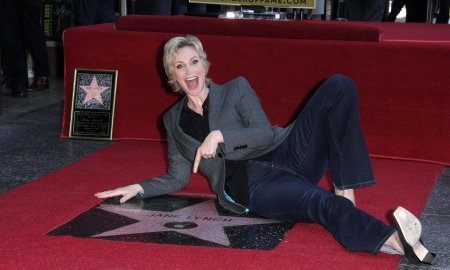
[139,76,293,213]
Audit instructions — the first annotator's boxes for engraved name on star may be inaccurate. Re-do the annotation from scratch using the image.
[93,200,282,246]
[79,75,109,105]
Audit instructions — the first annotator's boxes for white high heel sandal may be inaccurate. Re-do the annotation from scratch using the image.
[393,206,437,265]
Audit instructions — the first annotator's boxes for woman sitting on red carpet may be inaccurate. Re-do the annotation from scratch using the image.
[96,35,435,265]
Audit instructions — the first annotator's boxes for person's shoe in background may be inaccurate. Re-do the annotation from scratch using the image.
[29,76,49,91]
[1,77,10,89]
[1,78,29,97]
[12,86,29,97]
[10,81,29,98]
[2,79,28,89]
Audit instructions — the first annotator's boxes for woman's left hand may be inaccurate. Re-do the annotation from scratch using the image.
[193,130,224,173]
[95,184,144,204]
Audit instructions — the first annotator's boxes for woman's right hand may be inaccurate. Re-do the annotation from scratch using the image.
[95,184,144,203]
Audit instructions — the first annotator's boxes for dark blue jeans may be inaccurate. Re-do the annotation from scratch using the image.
[247,75,395,254]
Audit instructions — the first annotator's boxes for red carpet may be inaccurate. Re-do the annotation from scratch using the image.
[0,141,443,269]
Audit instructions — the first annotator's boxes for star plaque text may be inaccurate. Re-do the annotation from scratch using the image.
[69,69,118,140]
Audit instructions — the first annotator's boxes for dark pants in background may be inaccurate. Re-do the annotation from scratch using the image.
[76,0,116,25]
[405,0,428,22]
[126,0,206,15]
[247,75,395,253]
[0,0,49,90]
[387,0,438,23]
[347,0,388,21]
[386,0,406,21]
[437,0,450,23]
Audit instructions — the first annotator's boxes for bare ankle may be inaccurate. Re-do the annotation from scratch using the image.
[384,232,404,255]
[335,188,356,206]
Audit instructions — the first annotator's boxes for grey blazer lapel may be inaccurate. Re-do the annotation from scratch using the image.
[170,83,225,161]
[171,97,200,161]
[208,82,226,131]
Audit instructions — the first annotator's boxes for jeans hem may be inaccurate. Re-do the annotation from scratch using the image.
[335,179,377,190]
[371,226,397,255]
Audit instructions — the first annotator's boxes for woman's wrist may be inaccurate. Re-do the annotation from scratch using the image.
[134,184,144,193]
[212,130,224,143]
[134,184,145,198]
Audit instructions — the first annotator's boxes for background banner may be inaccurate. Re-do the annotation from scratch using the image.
[189,0,315,9]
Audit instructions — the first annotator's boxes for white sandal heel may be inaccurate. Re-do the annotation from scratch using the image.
[393,206,437,265]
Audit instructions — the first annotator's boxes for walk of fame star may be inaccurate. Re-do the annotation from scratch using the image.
[48,195,293,250]
[94,200,281,246]
[79,75,109,105]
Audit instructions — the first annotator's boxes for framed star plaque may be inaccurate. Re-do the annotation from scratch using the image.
[69,69,118,140]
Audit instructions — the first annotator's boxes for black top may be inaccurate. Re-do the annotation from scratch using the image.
[179,96,274,207]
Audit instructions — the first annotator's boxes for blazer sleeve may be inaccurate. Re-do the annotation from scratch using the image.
[220,77,276,159]
[138,114,192,198]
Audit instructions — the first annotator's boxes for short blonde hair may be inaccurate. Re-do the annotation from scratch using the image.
[163,35,211,92]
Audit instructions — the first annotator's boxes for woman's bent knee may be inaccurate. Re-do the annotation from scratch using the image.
[324,74,358,102]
